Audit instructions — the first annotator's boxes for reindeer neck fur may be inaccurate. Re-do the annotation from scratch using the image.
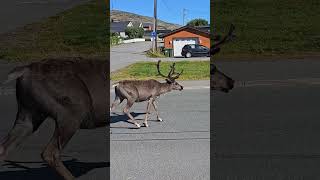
[158,81,172,96]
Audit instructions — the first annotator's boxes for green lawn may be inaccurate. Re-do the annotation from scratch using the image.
[213,0,320,58]
[0,0,108,61]
[111,61,210,81]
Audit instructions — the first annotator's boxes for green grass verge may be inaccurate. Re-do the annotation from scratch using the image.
[213,0,320,57]
[145,49,166,58]
[0,0,108,61]
[111,61,209,81]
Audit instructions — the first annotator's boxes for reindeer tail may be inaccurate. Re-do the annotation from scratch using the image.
[112,82,119,88]
[2,66,28,84]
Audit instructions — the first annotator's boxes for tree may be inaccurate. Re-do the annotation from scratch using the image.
[187,19,208,26]
[125,27,144,39]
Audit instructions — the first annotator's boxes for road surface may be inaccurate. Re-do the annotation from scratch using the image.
[110,83,210,180]
[213,58,320,178]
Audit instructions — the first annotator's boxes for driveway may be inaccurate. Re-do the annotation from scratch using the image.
[111,41,209,72]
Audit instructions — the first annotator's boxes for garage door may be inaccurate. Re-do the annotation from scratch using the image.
[173,38,198,57]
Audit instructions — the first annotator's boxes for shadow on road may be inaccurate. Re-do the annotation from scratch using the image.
[110,112,145,129]
[0,158,109,180]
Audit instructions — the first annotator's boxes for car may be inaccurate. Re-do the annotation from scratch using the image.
[181,44,210,58]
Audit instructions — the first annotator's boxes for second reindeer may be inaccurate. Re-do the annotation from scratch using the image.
[111,60,184,128]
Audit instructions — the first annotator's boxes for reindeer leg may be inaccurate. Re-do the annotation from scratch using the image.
[41,118,79,180]
[123,100,140,128]
[143,98,153,127]
[0,106,45,160]
[110,96,121,112]
[152,100,163,122]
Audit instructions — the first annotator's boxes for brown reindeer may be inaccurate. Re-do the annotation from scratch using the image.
[110,60,183,128]
[0,58,108,180]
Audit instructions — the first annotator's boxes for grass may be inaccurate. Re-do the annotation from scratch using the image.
[111,61,209,81]
[0,0,108,61]
[213,0,320,57]
[145,49,166,58]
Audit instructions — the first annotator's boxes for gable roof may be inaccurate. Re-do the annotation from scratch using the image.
[110,21,131,33]
[158,25,210,38]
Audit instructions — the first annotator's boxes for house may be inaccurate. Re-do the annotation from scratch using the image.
[110,20,143,38]
[144,29,172,41]
[159,25,210,57]
[142,22,153,31]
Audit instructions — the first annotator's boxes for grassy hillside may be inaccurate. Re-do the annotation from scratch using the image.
[213,0,320,58]
[111,10,180,30]
[0,0,108,61]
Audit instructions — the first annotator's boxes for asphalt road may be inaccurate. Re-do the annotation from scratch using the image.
[2,57,320,179]
[213,58,320,178]
[110,85,210,180]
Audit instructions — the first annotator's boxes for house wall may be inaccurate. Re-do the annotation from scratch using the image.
[163,30,210,49]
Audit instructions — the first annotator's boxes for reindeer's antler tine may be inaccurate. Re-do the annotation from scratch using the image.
[172,69,183,80]
[157,60,167,78]
[213,23,235,48]
[168,62,176,77]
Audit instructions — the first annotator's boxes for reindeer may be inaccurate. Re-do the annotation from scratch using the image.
[110,60,183,128]
[0,58,108,180]
[210,24,236,92]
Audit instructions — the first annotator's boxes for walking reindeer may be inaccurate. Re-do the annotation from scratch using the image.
[111,60,183,128]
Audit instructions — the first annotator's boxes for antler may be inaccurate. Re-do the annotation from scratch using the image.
[157,60,183,80]
[210,24,235,56]
[169,62,183,80]
[157,60,168,78]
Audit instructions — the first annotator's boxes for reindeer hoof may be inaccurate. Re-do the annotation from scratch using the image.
[143,123,149,127]
[135,123,141,128]
[158,118,163,122]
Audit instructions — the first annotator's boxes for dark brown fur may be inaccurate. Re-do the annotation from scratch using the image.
[0,58,108,180]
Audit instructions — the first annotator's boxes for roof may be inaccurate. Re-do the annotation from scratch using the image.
[110,21,131,33]
[142,22,153,27]
[158,25,210,38]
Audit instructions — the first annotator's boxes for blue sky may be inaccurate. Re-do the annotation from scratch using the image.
[111,0,210,25]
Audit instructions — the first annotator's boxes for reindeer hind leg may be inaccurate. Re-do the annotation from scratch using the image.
[0,107,46,160]
[123,100,140,128]
[41,116,79,180]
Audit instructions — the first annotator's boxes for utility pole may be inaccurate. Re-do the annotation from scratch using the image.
[182,8,187,26]
[152,0,157,52]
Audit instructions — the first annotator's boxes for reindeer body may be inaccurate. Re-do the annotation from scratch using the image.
[115,79,172,102]
[111,60,183,128]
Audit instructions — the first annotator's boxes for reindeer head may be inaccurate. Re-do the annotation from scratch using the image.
[211,64,234,93]
[157,60,184,91]
[210,24,235,93]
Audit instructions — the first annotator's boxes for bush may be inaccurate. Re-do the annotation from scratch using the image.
[125,27,144,39]
[111,33,122,45]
